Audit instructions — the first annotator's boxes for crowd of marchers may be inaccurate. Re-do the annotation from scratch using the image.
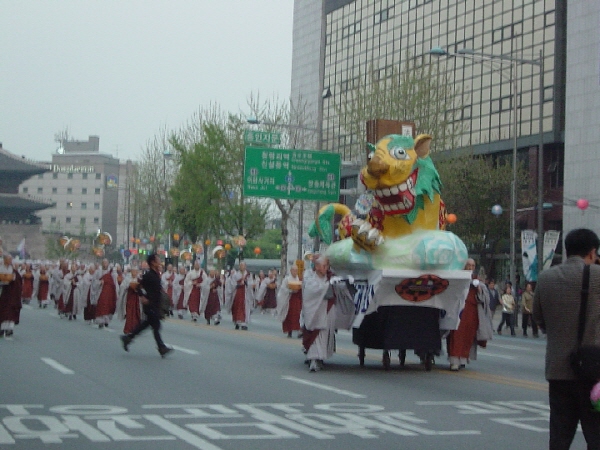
[0,247,345,372]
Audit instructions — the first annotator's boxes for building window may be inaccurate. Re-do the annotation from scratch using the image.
[82,188,87,195]
[22,187,28,194]
[67,187,72,194]
[66,217,71,224]
[82,173,88,180]
[81,202,87,210]
[67,173,73,179]
[80,217,86,224]
[93,217,99,224]
[52,173,58,179]
[52,187,57,194]
[66,202,73,209]
[95,173,101,180]
[50,217,56,224]
[94,202,100,210]
[37,187,43,194]
[95,188,101,194]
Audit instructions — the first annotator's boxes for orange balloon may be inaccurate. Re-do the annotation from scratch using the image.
[173,233,180,241]
[130,237,135,243]
[254,247,261,255]
[224,243,231,251]
[204,239,211,246]
[135,238,141,244]
[149,236,155,242]
[446,213,457,224]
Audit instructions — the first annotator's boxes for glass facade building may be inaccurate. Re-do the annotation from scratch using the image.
[316,0,565,162]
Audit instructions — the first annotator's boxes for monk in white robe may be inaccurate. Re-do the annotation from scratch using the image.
[172,266,187,319]
[302,255,337,372]
[276,265,303,338]
[224,262,254,330]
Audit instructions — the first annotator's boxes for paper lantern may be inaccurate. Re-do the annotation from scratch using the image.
[181,251,192,261]
[130,237,135,243]
[135,238,141,244]
[150,236,155,242]
[591,382,600,412]
[217,240,223,246]
[205,239,211,246]
[577,198,590,211]
[238,237,247,247]
[254,247,261,255]
[491,204,503,216]
[446,213,457,224]
[173,233,180,241]
[224,243,231,251]
[170,248,180,257]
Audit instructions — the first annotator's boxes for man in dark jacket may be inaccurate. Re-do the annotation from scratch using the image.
[120,254,173,357]
[533,228,600,449]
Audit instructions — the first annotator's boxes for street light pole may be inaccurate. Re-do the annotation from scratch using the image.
[429,46,545,286]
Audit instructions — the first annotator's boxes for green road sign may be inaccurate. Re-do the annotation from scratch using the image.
[243,147,341,202]
[243,129,281,146]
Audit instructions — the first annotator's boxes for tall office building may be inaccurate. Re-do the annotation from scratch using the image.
[291,0,566,247]
[562,1,600,234]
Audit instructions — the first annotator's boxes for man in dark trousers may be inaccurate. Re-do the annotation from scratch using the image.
[533,228,600,449]
[120,254,173,357]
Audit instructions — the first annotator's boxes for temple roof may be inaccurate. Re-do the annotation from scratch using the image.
[0,194,55,221]
[0,146,49,175]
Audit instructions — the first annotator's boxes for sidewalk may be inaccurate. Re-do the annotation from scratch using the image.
[490,309,545,339]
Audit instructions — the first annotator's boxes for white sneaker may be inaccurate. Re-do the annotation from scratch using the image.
[309,360,320,372]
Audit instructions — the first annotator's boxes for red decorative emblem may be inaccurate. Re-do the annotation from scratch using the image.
[395,274,449,302]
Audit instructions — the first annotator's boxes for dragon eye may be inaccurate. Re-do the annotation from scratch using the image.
[390,146,408,160]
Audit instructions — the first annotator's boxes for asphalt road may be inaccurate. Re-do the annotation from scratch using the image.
[0,304,587,449]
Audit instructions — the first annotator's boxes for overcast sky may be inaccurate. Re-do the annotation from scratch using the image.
[0,0,294,162]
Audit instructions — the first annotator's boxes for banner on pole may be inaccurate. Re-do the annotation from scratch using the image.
[521,230,561,282]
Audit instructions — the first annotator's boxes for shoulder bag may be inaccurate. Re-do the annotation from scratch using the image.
[570,264,600,380]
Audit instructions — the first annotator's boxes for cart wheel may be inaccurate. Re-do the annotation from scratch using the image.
[399,349,406,367]
[424,353,433,372]
[383,351,391,371]
[358,347,365,367]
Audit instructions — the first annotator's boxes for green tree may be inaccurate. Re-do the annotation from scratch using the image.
[433,152,535,274]
[169,108,267,243]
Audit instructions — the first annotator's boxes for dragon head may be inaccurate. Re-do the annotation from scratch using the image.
[360,134,441,225]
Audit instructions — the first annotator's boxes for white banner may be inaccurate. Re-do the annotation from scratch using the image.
[369,269,472,330]
[521,230,538,282]
[543,230,561,270]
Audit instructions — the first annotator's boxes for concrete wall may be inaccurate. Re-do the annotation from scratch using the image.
[563,2,600,236]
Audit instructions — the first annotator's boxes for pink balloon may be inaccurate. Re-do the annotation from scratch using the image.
[577,198,590,211]
[591,381,600,403]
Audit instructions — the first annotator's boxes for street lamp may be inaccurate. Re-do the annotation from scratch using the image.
[429,46,545,285]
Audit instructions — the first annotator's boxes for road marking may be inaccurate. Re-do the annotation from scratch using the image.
[489,343,540,351]
[41,358,74,375]
[477,350,515,360]
[144,414,224,450]
[171,345,199,355]
[282,376,366,399]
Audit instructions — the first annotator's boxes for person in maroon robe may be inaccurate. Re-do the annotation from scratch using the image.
[96,259,117,328]
[123,269,142,334]
[202,269,222,325]
[0,255,23,339]
[20,264,34,304]
[37,266,50,308]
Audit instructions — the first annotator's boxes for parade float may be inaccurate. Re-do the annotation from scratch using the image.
[309,133,471,370]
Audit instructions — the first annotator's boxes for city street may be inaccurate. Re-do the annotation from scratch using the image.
[0,304,585,449]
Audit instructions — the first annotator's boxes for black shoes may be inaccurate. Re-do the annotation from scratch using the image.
[120,335,132,352]
[158,346,173,358]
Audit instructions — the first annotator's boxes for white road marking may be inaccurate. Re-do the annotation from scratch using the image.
[282,376,366,399]
[103,327,116,333]
[41,358,75,374]
[171,345,200,355]
[477,351,515,360]
[144,414,224,450]
[489,343,541,351]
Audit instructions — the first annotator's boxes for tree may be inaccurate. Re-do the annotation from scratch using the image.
[168,107,267,244]
[433,151,535,275]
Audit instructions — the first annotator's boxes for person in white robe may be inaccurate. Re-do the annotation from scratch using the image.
[200,268,223,325]
[302,255,337,372]
[276,265,303,338]
[184,262,205,322]
[172,266,187,319]
[256,270,278,314]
